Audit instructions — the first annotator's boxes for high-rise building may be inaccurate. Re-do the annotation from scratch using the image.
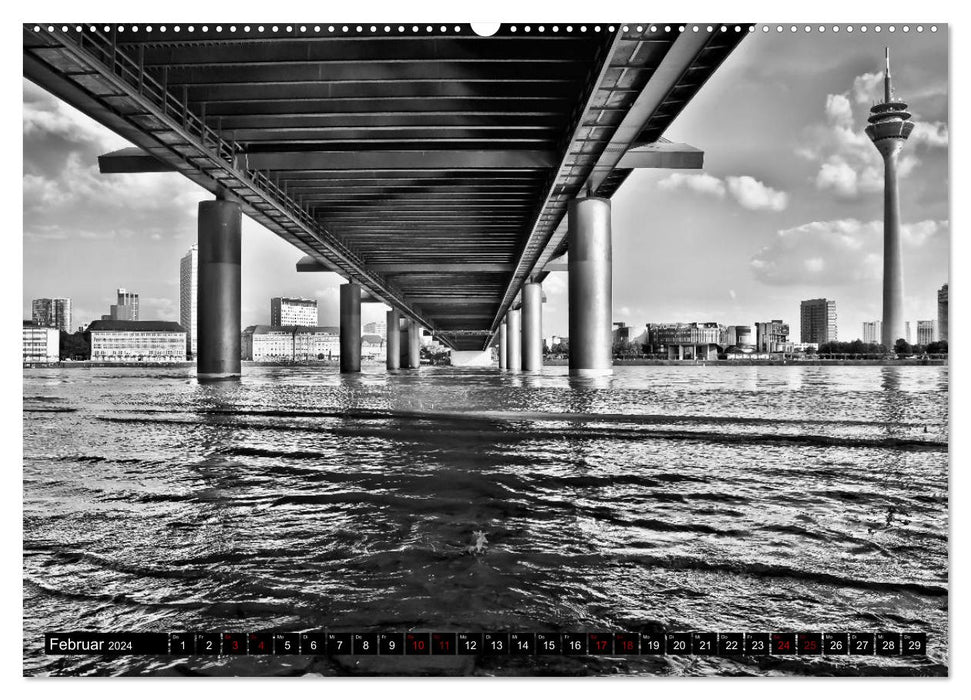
[865,48,913,347]
[938,283,948,342]
[862,320,883,345]
[800,299,837,344]
[180,244,198,355]
[756,320,790,352]
[916,320,936,346]
[270,297,317,326]
[109,288,139,321]
[363,320,387,336]
[31,297,72,332]
[904,321,912,344]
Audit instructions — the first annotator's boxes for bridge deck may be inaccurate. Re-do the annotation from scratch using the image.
[23,23,748,350]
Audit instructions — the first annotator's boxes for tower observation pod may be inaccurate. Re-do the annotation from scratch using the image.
[865,47,914,350]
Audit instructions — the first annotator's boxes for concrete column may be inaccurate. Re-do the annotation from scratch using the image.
[506,308,522,371]
[407,320,421,369]
[399,320,409,367]
[340,283,361,373]
[197,199,241,379]
[881,147,905,348]
[521,282,543,371]
[567,197,612,376]
[498,320,508,369]
[386,309,400,370]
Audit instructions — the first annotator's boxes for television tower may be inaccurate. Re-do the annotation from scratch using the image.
[866,47,914,349]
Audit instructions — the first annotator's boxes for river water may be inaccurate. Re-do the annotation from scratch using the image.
[22,364,949,676]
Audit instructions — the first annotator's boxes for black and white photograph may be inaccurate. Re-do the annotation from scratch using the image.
[16,4,959,687]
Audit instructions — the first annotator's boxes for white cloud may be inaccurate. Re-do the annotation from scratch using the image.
[659,172,788,211]
[799,72,947,200]
[815,159,862,199]
[750,218,948,286]
[725,176,789,211]
[852,72,884,105]
[901,219,945,246]
[23,151,202,243]
[825,93,854,127]
[911,121,949,148]
[23,81,127,150]
[24,224,69,241]
[658,172,725,198]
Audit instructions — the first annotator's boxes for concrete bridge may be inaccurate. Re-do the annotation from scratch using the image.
[24,23,750,377]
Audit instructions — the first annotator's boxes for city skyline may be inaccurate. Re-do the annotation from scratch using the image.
[23,31,947,340]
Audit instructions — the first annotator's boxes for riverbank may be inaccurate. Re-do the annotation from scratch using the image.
[24,357,949,369]
[22,359,385,369]
[23,361,195,369]
[546,357,949,367]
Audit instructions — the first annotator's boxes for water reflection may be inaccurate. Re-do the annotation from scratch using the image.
[22,364,949,676]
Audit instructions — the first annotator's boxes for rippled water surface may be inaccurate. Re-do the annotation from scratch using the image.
[23,364,949,676]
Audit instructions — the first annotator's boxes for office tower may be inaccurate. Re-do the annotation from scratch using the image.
[938,283,948,342]
[180,244,198,355]
[31,297,72,332]
[800,299,837,344]
[110,288,139,321]
[916,320,936,346]
[862,321,882,345]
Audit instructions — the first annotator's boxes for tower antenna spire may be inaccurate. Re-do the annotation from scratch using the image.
[885,46,892,102]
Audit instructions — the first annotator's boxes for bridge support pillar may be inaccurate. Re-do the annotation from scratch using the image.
[386,309,400,370]
[522,282,543,371]
[498,320,508,369]
[340,283,361,373]
[568,197,612,377]
[506,309,522,371]
[407,319,421,369]
[197,198,241,379]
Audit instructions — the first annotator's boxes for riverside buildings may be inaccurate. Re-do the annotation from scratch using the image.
[800,298,837,344]
[270,297,318,326]
[916,320,936,346]
[31,298,72,332]
[645,322,722,360]
[180,244,198,356]
[721,325,753,348]
[364,320,387,336]
[87,320,186,362]
[755,320,790,353]
[242,325,340,361]
[863,321,883,345]
[22,321,60,363]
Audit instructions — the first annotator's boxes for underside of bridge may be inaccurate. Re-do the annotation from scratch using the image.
[24,23,749,358]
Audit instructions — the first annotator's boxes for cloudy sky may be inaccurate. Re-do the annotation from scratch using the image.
[23,27,948,340]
